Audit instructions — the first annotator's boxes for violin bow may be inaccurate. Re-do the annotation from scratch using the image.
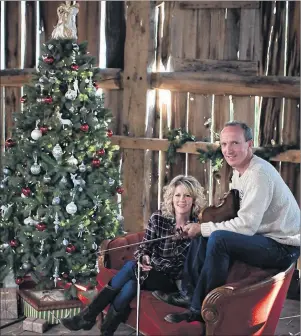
[97,228,186,256]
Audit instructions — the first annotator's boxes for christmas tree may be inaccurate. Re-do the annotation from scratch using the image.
[0,1,123,298]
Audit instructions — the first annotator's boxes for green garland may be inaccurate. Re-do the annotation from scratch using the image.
[253,145,299,161]
[198,146,224,172]
[166,128,195,165]
[166,128,299,172]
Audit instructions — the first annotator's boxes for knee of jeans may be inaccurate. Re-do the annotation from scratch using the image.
[208,230,229,249]
[123,260,137,272]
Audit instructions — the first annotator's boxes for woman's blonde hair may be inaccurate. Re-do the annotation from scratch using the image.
[161,175,207,219]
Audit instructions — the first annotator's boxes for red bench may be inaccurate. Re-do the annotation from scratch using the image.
[96,231,294,335]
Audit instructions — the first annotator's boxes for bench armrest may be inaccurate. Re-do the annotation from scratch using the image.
[201,263,294,335]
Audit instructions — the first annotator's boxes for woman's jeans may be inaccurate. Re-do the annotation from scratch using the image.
[181,230,300,313]
[109,260,177,312]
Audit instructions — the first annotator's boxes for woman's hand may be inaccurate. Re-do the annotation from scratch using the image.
[182,223,202,238]
[139,255,152,271]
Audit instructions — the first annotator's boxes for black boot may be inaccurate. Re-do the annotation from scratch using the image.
[61,285,119,331]
[101,305,131,336]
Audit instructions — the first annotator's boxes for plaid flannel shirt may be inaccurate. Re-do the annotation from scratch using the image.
[134,210,193,280]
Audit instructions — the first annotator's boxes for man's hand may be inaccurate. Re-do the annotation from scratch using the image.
[140,255,152,271]
[182,223,202,238]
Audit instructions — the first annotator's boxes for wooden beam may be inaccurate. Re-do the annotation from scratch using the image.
[172,58,259,75]
[0,68,122,89]
[110,135,301,163]
[151,72,300,98]
[180,2,260,10]
[1,68,299,99]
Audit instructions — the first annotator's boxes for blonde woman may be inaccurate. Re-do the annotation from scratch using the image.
[62,175,206,336]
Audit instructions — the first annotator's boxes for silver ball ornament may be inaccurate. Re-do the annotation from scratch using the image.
[66,201,77,215]
[52,144,63,160]
[43,175,51,183]
[79,162,86,172]
[30,163,41,175]
[108,178,115,186]
[67,155,78,166]
[0,183,5,189]
[22,261,32,271]
[3,168,10,175]
[52,197,61,205]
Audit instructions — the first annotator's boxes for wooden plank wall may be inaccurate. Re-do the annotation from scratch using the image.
[281,1,300,205]
[159,2,262,205]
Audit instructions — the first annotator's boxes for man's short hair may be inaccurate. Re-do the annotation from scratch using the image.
[224,121,253,141]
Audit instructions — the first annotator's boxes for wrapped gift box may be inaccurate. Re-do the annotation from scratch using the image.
[23,317,49,333]
[19,289,83,324]
[0,288,18,320]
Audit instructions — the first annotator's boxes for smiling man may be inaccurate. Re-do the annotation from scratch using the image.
[153,121,300,325]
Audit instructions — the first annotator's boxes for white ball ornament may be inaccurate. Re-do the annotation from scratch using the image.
[66,201,77,215]
[67,155,78,166]
[30,163,41,175]
[31,128,42,140]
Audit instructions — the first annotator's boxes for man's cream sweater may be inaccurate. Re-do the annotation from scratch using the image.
[201,155,300,246]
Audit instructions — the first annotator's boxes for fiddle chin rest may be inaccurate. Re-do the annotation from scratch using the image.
[198,189,240,223]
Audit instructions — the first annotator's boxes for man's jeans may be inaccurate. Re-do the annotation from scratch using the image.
[181,230,300,313]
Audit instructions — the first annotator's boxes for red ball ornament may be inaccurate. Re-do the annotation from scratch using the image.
[5,138,16,148]
[15,277,24,285]
[80,123,89,132]
[97,148,105,156]
[9,239,19,248]
[107,129,113,137]
[71,63,79,71]
[92,158,101,168]
[36,222,47,231]
[116,186,124,194]
[62,273,69,279]
[66,244,76,253]
[43,96,53,104]
[40,125,48,134]
[43,55,54,64]
[93,82,99,90]
[20,95,27,103]
[22,187,31,197]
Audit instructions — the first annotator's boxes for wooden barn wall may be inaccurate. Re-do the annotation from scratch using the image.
[0,1,300,231]
[259,1,300,204]
[281,1,300,205]
[158,2,261,207]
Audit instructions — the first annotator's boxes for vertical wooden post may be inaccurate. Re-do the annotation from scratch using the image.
[187,9,212,203]
[4,1,22,141]
[209,8,231,205]
[122,1,156,232]
[77,1,101,65]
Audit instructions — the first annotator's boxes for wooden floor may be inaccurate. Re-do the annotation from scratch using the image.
[1,299,299,336]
